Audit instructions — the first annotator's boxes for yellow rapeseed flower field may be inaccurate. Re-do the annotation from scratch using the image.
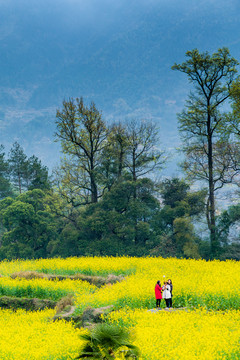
[0,276,96,300]
[0,308,85,359]
[73,257,240,312]
[0,256,239,359]
[106,308,240,360]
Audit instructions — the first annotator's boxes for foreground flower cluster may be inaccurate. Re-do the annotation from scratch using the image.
[0,256,239,359]
[0,308,85,359]
[106,308,240,360]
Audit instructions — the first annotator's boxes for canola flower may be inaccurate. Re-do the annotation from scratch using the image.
[0,257,240,359]
[0,308,86,359]
[0,256,138,276]
[74,257,240,312]
[0,277,96,301]
[0,257,240,310]
[106,308,240,360]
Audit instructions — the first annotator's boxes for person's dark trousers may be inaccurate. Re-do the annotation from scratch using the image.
[165,298,171,308]
[169,298,172,307]
[156,299,161,308]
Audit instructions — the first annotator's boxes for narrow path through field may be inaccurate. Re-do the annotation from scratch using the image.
[148,307,188,313]
[59,306,76,317]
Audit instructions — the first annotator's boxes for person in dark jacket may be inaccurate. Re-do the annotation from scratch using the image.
[167,279,173,308]
[155,280,162,309]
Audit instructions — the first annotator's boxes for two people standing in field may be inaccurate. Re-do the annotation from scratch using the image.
[155,279,173,309]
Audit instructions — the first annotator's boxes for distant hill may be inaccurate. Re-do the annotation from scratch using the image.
[0,0,240,174]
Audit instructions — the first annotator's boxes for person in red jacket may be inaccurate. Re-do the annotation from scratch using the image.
[155,280,162,309]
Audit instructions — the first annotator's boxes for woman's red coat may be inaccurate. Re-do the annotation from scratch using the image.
[155,284,162,299]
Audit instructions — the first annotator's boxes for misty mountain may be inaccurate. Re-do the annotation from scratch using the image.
[0,0,240,172]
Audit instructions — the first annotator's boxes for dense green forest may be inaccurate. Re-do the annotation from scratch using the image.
[1,48,240,261]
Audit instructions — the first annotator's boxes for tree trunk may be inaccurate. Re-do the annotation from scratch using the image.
[118,147,124,178]
[18,173,22,194]
[207,116,218,257]
[90,173,98,203]
[90,154,98,203]
[132,149,137,182]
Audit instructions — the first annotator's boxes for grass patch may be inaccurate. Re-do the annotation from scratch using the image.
[0,295,57,311]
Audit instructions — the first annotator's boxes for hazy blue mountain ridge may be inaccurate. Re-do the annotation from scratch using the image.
[0,0,240,172]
